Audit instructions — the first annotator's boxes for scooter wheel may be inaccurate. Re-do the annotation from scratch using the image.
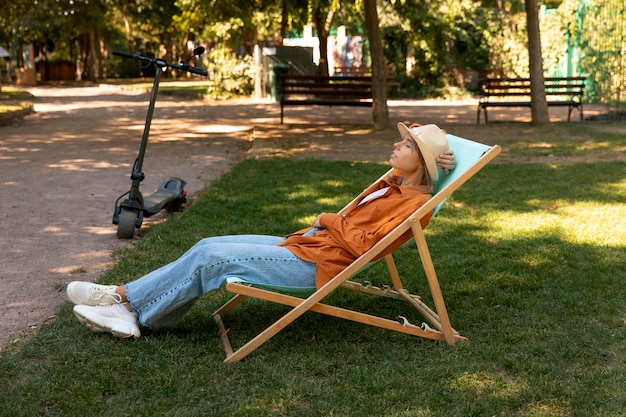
[117,207,138,239]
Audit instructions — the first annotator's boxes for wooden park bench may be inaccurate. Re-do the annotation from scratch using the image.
[278,74,397,123]
[477,76,586,124]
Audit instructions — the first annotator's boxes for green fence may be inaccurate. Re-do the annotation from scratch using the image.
[576,0,625,111]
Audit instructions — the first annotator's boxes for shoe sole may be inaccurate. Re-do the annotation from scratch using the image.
[73,308,140,339]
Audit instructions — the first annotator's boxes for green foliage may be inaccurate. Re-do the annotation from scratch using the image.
[112,1,181,49]
[107,54,142,78]
[205,46,255,99]
[193,1,262,52]
[482,7,529,77]
[381,0,495,97]
[3,0,624,105]
[2,0,111,60]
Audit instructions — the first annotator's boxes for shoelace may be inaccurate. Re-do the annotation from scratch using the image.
[89,287,122,305]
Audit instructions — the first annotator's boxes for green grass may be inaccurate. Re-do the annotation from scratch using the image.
[0,86,34,114]
[127,80,214,97]
[1,153,625,415]
[0,86,34,100]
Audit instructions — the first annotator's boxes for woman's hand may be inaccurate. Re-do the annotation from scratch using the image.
[313,213,325,228]
[437,150,456,174]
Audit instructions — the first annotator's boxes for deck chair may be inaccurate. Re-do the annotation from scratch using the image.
[213,134,501,363]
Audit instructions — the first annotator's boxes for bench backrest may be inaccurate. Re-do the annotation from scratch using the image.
[278,75,372,99]
[481,76,586,98]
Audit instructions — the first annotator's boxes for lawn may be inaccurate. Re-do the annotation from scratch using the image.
[0,86,34,122]
[107,79,215,98]
[0,123,625,416]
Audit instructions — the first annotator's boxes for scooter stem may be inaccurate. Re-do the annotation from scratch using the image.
[128,63,163,201]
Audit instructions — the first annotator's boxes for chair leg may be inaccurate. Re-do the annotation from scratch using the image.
[410,220,457,345]
[212,294,248,359]
[384,254,404,291]
[214,313,234,357]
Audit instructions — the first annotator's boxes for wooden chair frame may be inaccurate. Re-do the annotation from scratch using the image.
[213,135,501,363]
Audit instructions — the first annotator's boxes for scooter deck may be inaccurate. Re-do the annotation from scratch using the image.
[143,190,184,215]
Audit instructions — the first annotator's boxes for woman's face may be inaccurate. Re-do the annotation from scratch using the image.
[389,136,422,175]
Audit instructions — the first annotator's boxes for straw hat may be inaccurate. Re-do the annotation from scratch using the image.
[396,123,449,181]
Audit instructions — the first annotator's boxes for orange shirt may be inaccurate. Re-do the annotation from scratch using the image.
[277,178,432,288]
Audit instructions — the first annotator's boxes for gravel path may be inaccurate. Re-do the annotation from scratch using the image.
[0,85,258,349]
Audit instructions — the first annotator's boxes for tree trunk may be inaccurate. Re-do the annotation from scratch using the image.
[313,6,329,77]
[364,0,389,130]
[279,0,288,44]
[87,27,98,82]
[525,0,549,123]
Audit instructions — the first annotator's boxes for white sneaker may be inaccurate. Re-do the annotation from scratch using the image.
[67,281,122,306]
[73,304,141,339]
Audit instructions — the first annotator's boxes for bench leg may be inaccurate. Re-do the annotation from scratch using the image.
[477,106,488,124]
[579,104,584,121]
[567,104,584,122]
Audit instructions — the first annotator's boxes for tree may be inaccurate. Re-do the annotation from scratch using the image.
[308,0,334,77]
[524,0,548,123]
[364,0,389,130]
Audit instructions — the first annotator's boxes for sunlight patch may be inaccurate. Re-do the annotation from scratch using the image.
[192,124,251,134]
[487,202,626,247]
[47,159,122,171]
[451,371,527,398]
[529,142,554,149]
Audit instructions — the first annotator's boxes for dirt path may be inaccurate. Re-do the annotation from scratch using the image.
[0,86,609,350]
[1,86,257,349]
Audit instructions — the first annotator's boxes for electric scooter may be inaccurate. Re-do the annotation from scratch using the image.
[111,47,208,239]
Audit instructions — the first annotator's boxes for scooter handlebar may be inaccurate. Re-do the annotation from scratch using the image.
[112,50,208,77]
[112,49,142,60]
[184,66,208,77]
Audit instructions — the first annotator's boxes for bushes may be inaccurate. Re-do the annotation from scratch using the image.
[205,46,255,99]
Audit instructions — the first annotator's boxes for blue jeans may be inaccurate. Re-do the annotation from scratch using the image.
[125,235,317,329]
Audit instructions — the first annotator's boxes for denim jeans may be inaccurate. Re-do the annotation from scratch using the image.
[125,235,317,329]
